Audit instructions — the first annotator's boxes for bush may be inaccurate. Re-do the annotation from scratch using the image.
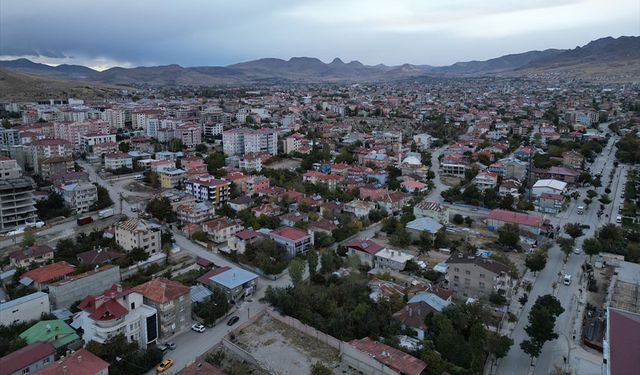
[452,214,464,225]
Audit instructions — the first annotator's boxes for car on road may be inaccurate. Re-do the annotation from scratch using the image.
[156,359,174,373]
[227,316,240,326]
[573,248,582,254]
[157,342,176,352]
[6,226,26,236]
[563,274,572,286]
[616,215,622,224]
[191,323,206,333]
[580,224,590,229]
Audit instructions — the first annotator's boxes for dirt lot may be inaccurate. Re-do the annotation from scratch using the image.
[265,158,301,171]
[233,314,352,375]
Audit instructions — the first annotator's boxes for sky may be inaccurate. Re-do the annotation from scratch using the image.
[1,0,638,71]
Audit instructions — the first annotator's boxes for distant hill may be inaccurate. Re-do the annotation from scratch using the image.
[0,35,637,86]
[0,68,121,100]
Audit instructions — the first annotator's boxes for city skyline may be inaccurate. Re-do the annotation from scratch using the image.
[1,0,638,70]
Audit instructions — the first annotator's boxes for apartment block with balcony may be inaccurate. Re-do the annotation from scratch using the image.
[76,284,158,349]
[57,181,98,214]
[115,219,162,256]
[0,177,38,232]
[0,156,23,180]
[268,226,314,256]
[133,278,191,338]
[184,176,231,207]
[222,127,278,156]
[445,255,512,298]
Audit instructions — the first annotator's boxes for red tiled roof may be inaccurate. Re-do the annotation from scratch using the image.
[235,229,260,241]
[86,298,128,321]
[21,261,75,283]
[197,266,231,285]
[32,348,109,375]
[540,192,565,200]
[609,308,640,375]
[132,277,190,304]
[270,226,309,241]
[0,342,56,375]
[350,337,427,375]
[343,239,384,255]
[10,245,53,261]
[488,209,542,227]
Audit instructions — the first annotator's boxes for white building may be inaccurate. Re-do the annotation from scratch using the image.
[203,122,223,138]
[0,156,23,180]
[374,248,415,271]
[104,152,133,170]
[115,218,162,255]
[58,181,98,214]
[223,128,278,156]
[0,291,50,326]
[472,171,498,191]
[80,133,117,151]
[531,179,567,197]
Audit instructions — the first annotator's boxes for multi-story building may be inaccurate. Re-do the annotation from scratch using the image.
[446,255,512,298]
[0,128,20,149]
[268,226,314,256]
[283,133,306,154]
[0,291,50,326]
[104,152,133,171]
[80,133,117,152]
[0,156,22,179]
[77,284,158,349]
[31,348,109,375]
[101,108,126,129]
[115,219,162,256]
[9,244,54,268]
[159,168,186,189]
[472,171,498,191]
[175,122,202,148]
[203,122,223,138]
[0,342,56,375]
[199,266,258,302]
[413,201,449,225]
[184,176,231,207]
[48,265,121,310]
[241,175,270,195]
[29,139,73,175]
[53,120,112,148]
[202,217,244,244]
[0,177,38,231]
[176,201,215,224]
[222,127,278,156]
[57,181,98,213]
[133,278,191,338]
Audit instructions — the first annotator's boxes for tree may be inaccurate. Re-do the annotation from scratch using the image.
[557,237,575,261]
[582,237,601,261]
[118,142,130,153]
[35,191,71,220]
[310,363,332,375]
[90,183,114,211]
[193,288,230,325]
[486,331,513,368]
[22,227,36,247]
[452,214,464,225]
[521,295,564,364]
[525,250,547,274]
[564,223,584,239]
[288,258,304,286]
[1,118,10,129]
[499,194,515,209]
[307,247,318,276]
[497,223,520,248]
[145,197,176,222]
[128,247,149,263]
[418,231,433,254]
[191,231,207,242]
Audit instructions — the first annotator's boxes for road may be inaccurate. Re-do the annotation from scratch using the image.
[429,145,448,204]
[496,128,617,375]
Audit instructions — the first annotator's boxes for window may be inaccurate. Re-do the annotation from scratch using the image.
[480,274,485,279]
[465,270,471,275]
[23,368,30,374]
[454,267,460,272]
[479,282,485,289]
[464,278,471,285]
[131,302,135,309]
[43,357,50,364]
[453,275,459,281]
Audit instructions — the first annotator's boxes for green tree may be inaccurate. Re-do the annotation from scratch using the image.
[310,363,333,375]
[145,197,176,222]
[486,331,513,369]
[452,214,464,225]
[499,194,514,209]
[525,250,547,274]
[583,237,601,261]
[128,247,150,263]
[418,231,433,255]
[564,223,584,239]
[497,223,520,248]
[191,231,207,242]
[90,183,114,211]
[35,191,71,220]
[520,295,564,364]
[1,118,10,129]
[288,258,305,286]
[193,288,230,325]
[557,237,575,261]
[22,227,36,247]
[307,247,318,276]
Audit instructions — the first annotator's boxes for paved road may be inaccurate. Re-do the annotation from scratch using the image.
[496,128,616,375]
[428,145,448,204]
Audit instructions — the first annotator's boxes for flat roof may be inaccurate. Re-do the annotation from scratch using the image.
[210,267,258,289]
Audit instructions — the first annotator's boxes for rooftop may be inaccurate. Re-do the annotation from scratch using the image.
[132,277,190,304]
[349,337,427,375]
[0,342,56,375]
[210,267,258,289]
[31,348,109,375]
[21,261,75,284]
[269,226,310,241]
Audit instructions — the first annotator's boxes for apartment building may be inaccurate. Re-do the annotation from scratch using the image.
[413,201,450,225]
[53,120,112,147]
[100,108,126,129]
[58,181,98,213]
[222,127,278,156]
[203,122,223,138]
[104,152,133,170]
[133,278,191,338]
[175,122,202,148]
[184,176,231,207]
[283,133,306,154]
[77,284,158,349]
[0,156,22,179]
[268,226,314,256]
[446,255,512,298]
[0,177,38,231]
[202,217,244,243]
[80,133,117,152]
[115,219,162,255]
[159,168,186,189]
[0,128,20,149]
[29,139,73,175]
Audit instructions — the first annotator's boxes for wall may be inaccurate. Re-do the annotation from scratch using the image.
[48,266,121,309]
[0,292,50,326]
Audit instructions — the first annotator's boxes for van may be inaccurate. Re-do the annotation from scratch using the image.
[616,215,622,224]
[563,274,572,286]
[577,205,584,215]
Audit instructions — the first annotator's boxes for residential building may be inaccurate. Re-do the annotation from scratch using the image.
[531,179,567,197]
[413,201,449,224]
[104,153,133,170]
[406,217,444,239]
[302,171,341,191]
[487,209,543,235]
[20,261,76,291]
[241,175,270,195]
[0,291,50,326]
[283,133,306,154]
[344,239,384,267]
[177,360,226,375]
[393,292,451,340]
[207,267,258,302]
[76,284,158,349]
[498,178,522,199]
[53,120,111,147]
[80,133,117,152]
[76,248,125,266]
[446,255,512,298]
[48,265,121,309]
[0,128,20,149]
[39,156,75,179]
[0,156,22,179]
[562,150,584,169]
[440,160,469,177]
[238,153,264,171]
[158,168,186,189]
[228,229,261,254]
[268,226,314,256]
[19,320,81,351]
[472,171,498,191]
[29,139,73,175]
[203,122,223,138]
[0,342,56,375]
[222,127,278,156]
[413,133,432,150]
[115,219,162,255]
[374,248,414,271]
[348,337,427,375]
[185,176,231,207]
[202,217,244,243]
[9,245,54,268]
[535,192,566,215]
[175,122,202,148]
[343,199,376,218]
[31,348,109,375]
[133,278,192,338]
[57,181,98,213]
[176,201,216,224]
[401,180,429,193]
[0,178,38,232]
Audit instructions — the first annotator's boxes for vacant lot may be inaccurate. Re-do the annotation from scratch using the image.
[234,314,350,374]
[265,158,301,171]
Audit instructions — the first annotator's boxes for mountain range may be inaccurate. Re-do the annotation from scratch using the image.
[0,35,638,87]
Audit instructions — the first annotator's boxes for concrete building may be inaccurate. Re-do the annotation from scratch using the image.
[133,278,192,338]
[0,291,50,326]
[53,119,112,147]
[176,201,216,224]
[104,152,133,171]
[202,217,244,244]
[115,219,162,255]
[20,261,76,291]
[175,122,202,148]
[0,156,22,179]
[0,178,38,231]
[0,128,20,149]
[343,239,385,268]
[283,133,306,154]
[57,181,98,214]
[374,248,415,271]
[0,342,56,375]
[413,201,449,224]
[76,284,158,349]
[222,127,278,156]
[207,267,258,302]
[268,226,314,256]
[29,139,73,175]
[9,245,54,268]
[531,179,567,197]
[184,176,231,207]
[48,265,121,309]
[446,255,512,298]
[472,171,498,191]
[80,133,117,152]
[158,168,186,189]
[32,348,109,375]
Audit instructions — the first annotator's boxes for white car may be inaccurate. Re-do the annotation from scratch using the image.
[573,248,581,254]
[7,226,26,236]
[191,323,206,333]
[563,274,572,286]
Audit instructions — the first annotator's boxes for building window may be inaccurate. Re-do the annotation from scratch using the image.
[464,278,471,285]
[479,282,485,289]
[454,267,460,272]
[465,270,471,275]
[479,274,485,278]
[131,302,135,309]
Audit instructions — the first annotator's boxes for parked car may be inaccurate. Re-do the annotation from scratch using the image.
[227,316,240,326]
[165,342,176,350]
[157,342,176,352]
[191,323,206,333]
[573,248,582,254]
[580,224,591,229]
[616,215,622,224]
[156,359,174,373]
[563,274,572,286]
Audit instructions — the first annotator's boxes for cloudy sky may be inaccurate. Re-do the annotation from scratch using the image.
[1,0,638,70]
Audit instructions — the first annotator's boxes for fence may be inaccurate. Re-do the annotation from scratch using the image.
[266,309,342,350]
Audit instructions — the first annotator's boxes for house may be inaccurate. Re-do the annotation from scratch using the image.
[20,262,75,291]
[413,201,449,224]
[207,267,258,302]
[0,291,50,326]
[76,248,124,266]
[0,342,56,375]
[279,212,309,227]
[241,175,270,194]
[133,278,191,338]
[373,248,414,271]
[536,192,566,214]
[228,229,261,254]
[393,292,451,340]
[472,171,498,191]
[513,146,534,161]
[57,181,98,214]
[104,152,133,171]
[498,178,522,199]
[176,201,216,224]
[348,337,427,375]
[376,191,410,213]
[307,219,337,235]
[440,159,469,177]
[343,199,376,218]
[268,226,314,256]
[446,255,512,298]
[9,245,54,268]
[158,168,186,189]
[343,239,384,267]
[368,278,405,303]
[487,209,543,235]
[546,166,579,184]
[302,171,342,191]
[406,217,444,239]
[31,348,109,375]
[177,360,226,375]
[185,176,231,207]
[401,180,429,193]
[76,284,158,349]
[228,195,252,212]
[531,179,567,197]
[19,320,81,351]
[115,219,162,255]
[202,217,244,244]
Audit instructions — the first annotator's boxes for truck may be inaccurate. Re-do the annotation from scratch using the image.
[77,215,93,226]
[98,208,115,219]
